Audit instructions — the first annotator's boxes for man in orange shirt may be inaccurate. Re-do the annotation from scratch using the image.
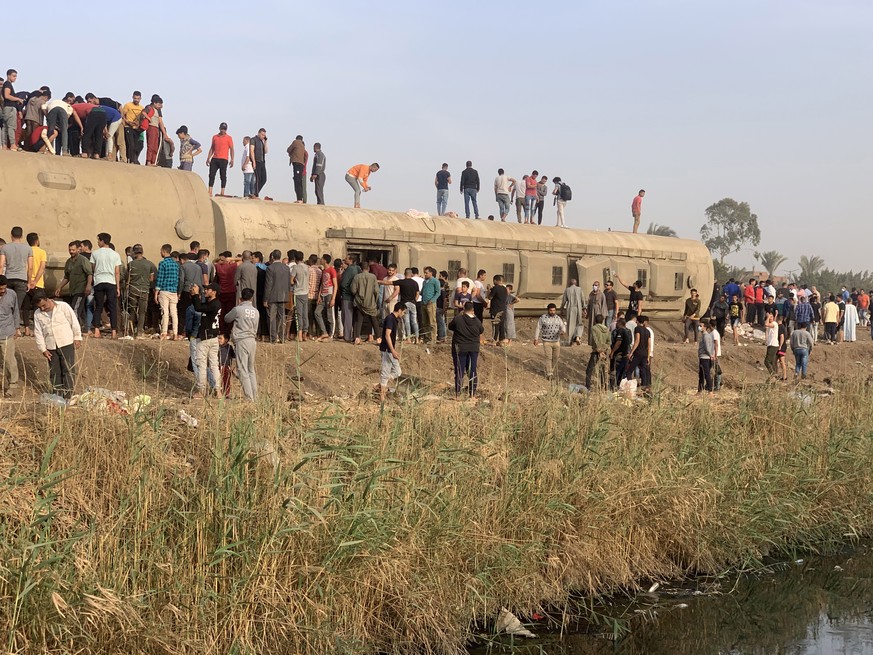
[857,288,870,327]
[631,189,645,233]
[206,122,234,197]
[345,163,380,208]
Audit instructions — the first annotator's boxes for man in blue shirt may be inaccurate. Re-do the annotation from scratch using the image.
[435,163,451,216]
[420,266,441,343]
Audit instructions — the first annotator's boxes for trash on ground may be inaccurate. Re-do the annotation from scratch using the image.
[132,395,152,412]
[834,565,844,571]
[39,393,68,407]
[73,387,129,414]
[178,410,199,428]
[495,608,536,639]
[567,383,588,394]
[648,582,660,593]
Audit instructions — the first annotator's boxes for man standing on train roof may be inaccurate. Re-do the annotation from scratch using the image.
[310,142,326,205]
[632,189,645,233]
[459,160,480,219]
[346,163,380,208]
[206,122,234,197]
[435,163,451,216]
[122,91,143,164]
[287,135,306,203]
[251,128,268,198]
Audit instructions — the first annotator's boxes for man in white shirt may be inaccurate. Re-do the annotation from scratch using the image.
[89,232,123,339]
[33,291,82,398]
[494,168,513,221]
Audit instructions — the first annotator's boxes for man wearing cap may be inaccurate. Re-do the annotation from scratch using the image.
[33,290,82,399]
[191,283,222,398]
[205,122,234,197]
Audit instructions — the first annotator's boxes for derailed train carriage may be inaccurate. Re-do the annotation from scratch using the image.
[0,152,713,317]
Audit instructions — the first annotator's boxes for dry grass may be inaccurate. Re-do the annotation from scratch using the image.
[1,371,872,654]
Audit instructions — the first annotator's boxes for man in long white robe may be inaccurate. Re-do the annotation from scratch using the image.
[843,301,859,342]
[561,280,585,346]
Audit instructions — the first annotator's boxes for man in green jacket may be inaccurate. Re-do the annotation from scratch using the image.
[586,314,611,390]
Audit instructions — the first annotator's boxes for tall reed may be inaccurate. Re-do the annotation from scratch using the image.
[1,379,872,654]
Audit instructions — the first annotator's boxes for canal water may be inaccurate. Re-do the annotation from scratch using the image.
[477,543,873,654]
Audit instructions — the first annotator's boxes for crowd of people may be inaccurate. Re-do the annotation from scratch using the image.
[0,222,866,403]
[1,70,653,229]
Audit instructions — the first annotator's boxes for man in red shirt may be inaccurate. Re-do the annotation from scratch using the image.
[206,122,234,197]
[213,251,239,335]
[743,279,756,324]
[631,190,645,233]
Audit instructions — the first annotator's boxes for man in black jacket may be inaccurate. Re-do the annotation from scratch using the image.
[459,160,480,219]
[488,274,508,344]
[191,283,222,398]
[449,301,484,397]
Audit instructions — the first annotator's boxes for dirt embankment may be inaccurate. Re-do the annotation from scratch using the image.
[4,319,869,405]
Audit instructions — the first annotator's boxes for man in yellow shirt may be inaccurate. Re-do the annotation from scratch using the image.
[24,232,47,336]
[345,163,380,208]
[122,91,144,164]
[822,294,841,344]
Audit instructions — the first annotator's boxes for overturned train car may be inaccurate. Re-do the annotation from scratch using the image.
[0,152,713,317]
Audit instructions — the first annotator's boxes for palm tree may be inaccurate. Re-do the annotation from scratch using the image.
[754,250,787,278]
[797,255,825,282]
[646,222,678,238]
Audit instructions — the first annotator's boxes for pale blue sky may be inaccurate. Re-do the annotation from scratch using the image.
[9,0,872,273]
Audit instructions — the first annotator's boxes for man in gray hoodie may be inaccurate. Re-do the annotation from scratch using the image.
[264,249,291,343]
[224,287,259,400]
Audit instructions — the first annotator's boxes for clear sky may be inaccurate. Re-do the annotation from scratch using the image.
[8,0,872,274]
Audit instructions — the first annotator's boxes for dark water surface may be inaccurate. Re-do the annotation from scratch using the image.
[476,544,873,654]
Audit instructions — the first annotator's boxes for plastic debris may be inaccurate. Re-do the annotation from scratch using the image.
[495,608,536,639]
[132,395,152,412]
[567,383,588,394]
[39,393,68,407]
[674,603,689,609]
[179,410,199,428]
[789,391,813,407]
[619,378,638,398]
[405,209,431,220]
[73,387,129,414]
[795,559,804,565]
[648,582,660,593]
[834,565,844,572]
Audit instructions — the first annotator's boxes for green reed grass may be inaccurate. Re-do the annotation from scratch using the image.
[2,378,873,654]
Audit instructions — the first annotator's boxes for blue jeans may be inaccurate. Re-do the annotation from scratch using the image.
[243,172,254,197]
[436,189,449,216]
[524,196,536,220]
[85,292,95,330]
[793,348,809,377]
[463,188,479,218]
[496,193,510,217]
[437,307,446,341]
[452,350,479,395]
[403,301,419,339]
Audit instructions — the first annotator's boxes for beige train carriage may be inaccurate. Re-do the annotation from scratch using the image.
[0,151,713,317]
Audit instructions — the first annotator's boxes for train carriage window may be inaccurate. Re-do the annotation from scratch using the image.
[502,263,515,285]
[448,260,461,281]
[674,272,684,291]
[637,269,648,289]
[552,266,563,286]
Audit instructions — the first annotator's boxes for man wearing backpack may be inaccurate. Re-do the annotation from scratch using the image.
[552,177,571,228]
